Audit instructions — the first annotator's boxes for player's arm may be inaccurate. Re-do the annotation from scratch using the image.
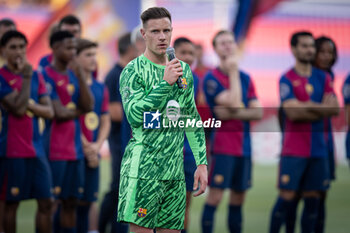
[213,56,241,109]
[282,99,322,121]
[214,99,263,121]
[28,96,54,119]
[183,64,207,197]
[71,62,94,113]
[105,72,123,122]
[120,61,175,128]
[1,63,32,117]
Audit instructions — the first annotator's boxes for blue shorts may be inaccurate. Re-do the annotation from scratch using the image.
[208,155,252,191]
[5,156,53,201]
[81,160,99,202]
[278,156,330,191]
[50,159,85,200]
[0,158,7,200]
[328,150,336,181]
[184,154,196,192]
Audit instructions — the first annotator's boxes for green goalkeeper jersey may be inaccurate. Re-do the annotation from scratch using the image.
[119,54,207,181]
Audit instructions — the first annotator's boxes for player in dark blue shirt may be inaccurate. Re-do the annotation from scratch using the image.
[343,73,350,167]
[173,37,200,233]
[98,32,137,233]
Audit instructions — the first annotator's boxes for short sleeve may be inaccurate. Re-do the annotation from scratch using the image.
[203,73,225,108]
[247,77,257,102]
[0,76,13,99]
[343,74,350,104]
[105,67,122,103]
[37,72,48,98]
[42,73,58,100]
[324,73,334,95]
[279,76,295,103]
[101,85,109,114]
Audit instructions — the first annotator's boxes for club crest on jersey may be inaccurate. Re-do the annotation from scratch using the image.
[67,84,75,96]
[85,112,99,131]
[305,84,313,95]
[137,208,147,217]
[181,78,188,89]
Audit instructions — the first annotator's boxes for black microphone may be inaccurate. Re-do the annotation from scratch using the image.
[166,47,183,89]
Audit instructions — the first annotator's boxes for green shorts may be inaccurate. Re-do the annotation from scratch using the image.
[117,176,186,230]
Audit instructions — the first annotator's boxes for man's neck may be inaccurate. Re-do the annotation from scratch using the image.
[144,48,166,66]
[294,61,312,77]
[82,69,93,85]
[52,58,68,73]
[119,56,130,68]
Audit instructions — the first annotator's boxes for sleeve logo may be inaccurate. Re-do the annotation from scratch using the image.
[137,208,147,217]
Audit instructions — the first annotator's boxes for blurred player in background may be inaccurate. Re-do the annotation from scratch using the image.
[343,73,350,168]
[269,31,339,233]
[0,18,16,233]
[173,36,199,233]
[201,30,262,233]
[41,30,93,233]
[285,36,339,233]
[75,38,111,233]
[99,32,137,233]
[0,30,54,233]
[118,7,207,233]
[38,15,82,72]
[0,18,16,67]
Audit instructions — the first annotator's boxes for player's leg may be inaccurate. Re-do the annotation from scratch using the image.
[157,229,180,233]
[0,158,6,233]
[61,197,79,230]
[77,163,99,233]
[182,154,196,233]
[202,154,233,233]
[0,201,4,233]
[299,157,329,233]
[33,156,54,233]
[88,202,99,233]
[183,191,192,233]
[3,201,19,233]
[228,156,252,233]
[118,177,159,231]
[314,191,326,233]
[60,160,85,233]
[129,223,154,233]
[4,158,26,233]
[284,193,301,233]
[37,198,54,233]
[269,157,306,233]
[156,180,186,232]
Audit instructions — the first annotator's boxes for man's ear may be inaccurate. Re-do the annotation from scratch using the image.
[140,28,146,40]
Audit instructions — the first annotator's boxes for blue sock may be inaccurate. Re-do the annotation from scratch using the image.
[269,197,294,233]
[201,204,217,233]
[228,205,242,233]
[53,204,61,233]
[285,198,299,233]
[62,227,76,233]
[76,204,90,233]
[301,197,320,233]
[181,230,187,233]
[314,197,325,233]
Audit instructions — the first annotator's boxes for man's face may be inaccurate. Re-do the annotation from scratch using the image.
[175,42,195,66]
[141,17,172,56]
[0,24,16,39]
[60,23,81,38]
[292,36,315,64]
[55,38,77,63]
[2,37,26,68]
[76,47,97,72]
[214,33,237,59]
[315,41,334,70]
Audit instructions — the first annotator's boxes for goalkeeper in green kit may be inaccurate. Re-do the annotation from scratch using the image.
[118,6,208,233]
